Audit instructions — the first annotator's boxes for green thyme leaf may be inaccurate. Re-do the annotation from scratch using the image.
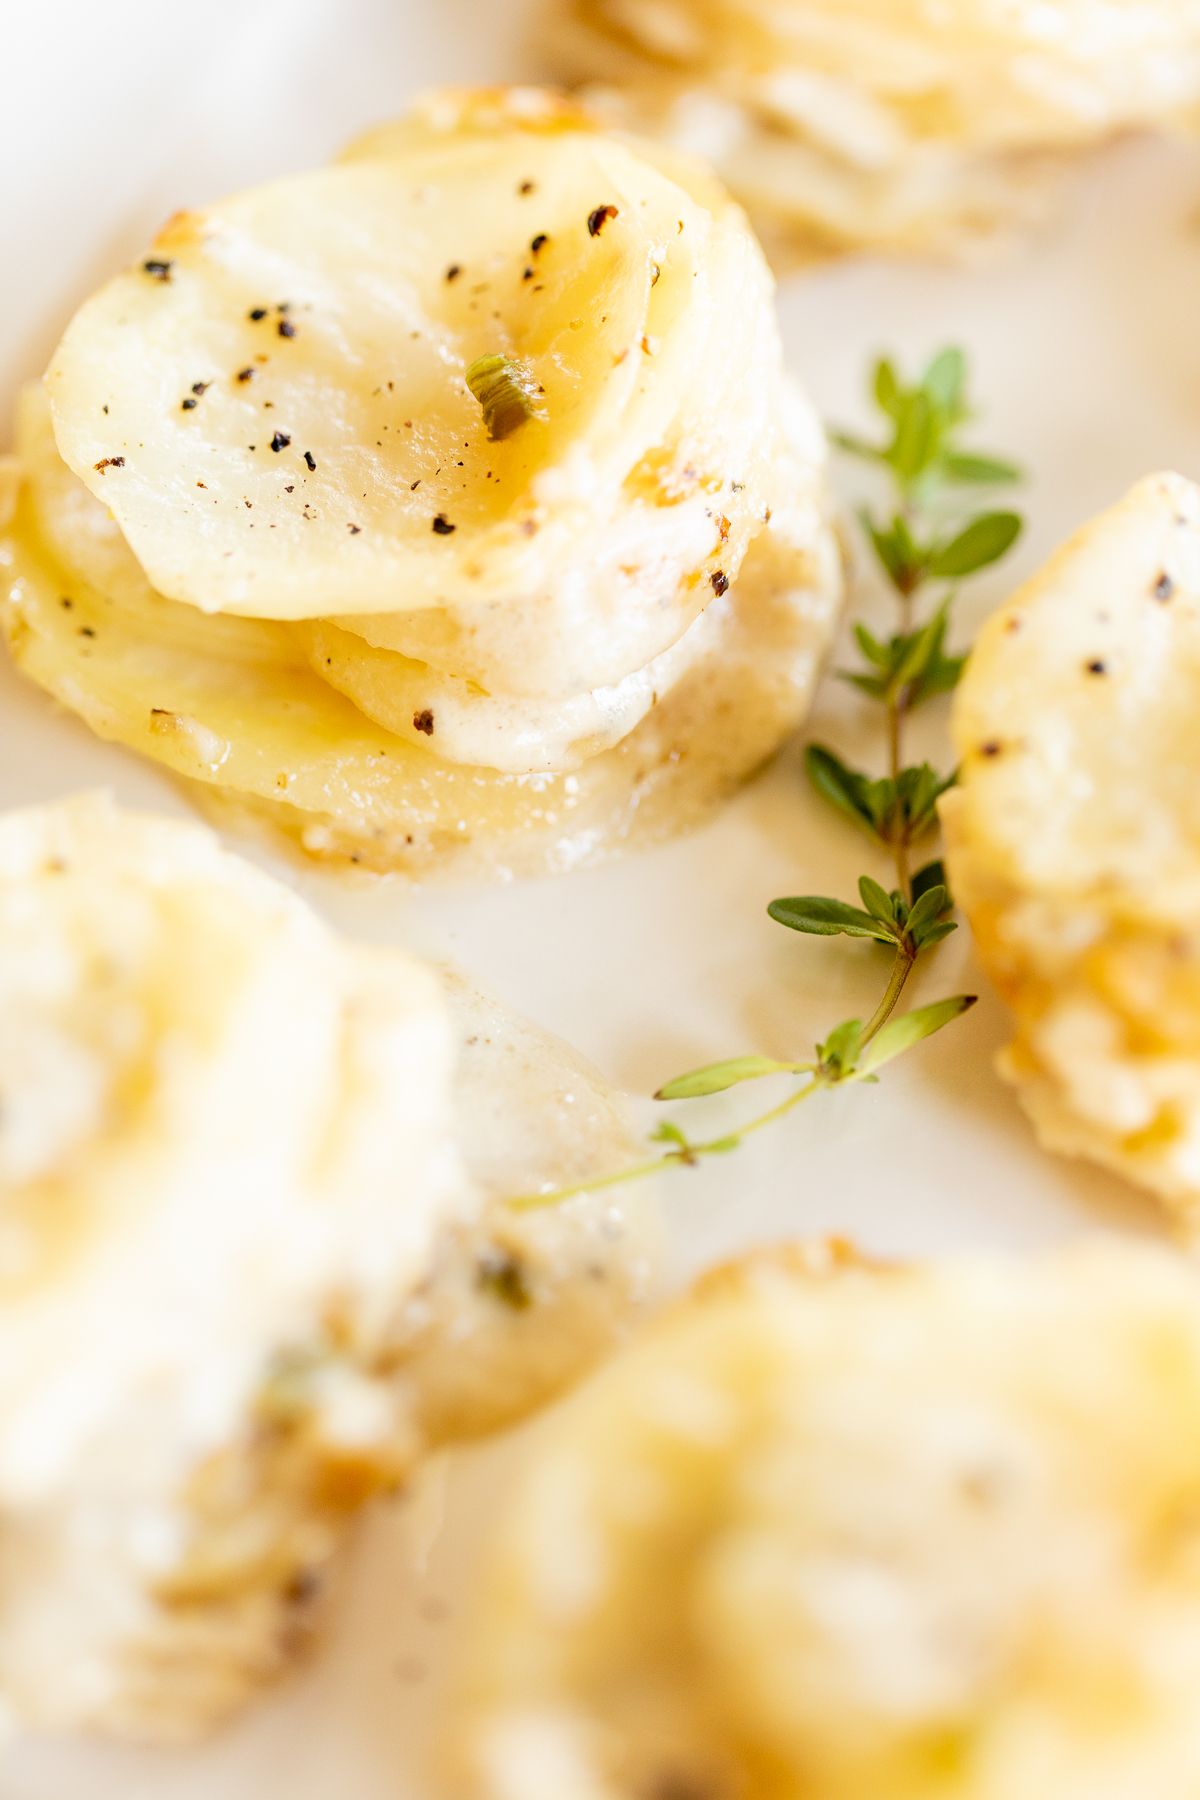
[891,601,950,695]
[767,895,897,944]
[939,450,1022,487]
[841,608,964,707]
[873,356,902,418]
[805,744,880,837]
[911,648,966,704]
[466,353,547,441]
[651,1119,688,1145]
[914,919,958,947]
[912,859,949,904]
[857,874,897,925]
[861,511,915,591]
[854,622,893,668]
[656,1055,805,1100]
[929,511,1022,579]
[831,429,884,462]
[889,392,937,489]
[892,763,957,837]
[921,346,967,420]
[819,1018,863,1076]
[859,995,977,1073]
[904,884,955,950]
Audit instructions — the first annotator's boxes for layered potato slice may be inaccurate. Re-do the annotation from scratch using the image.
[0,796,653,1744]
[1,88,841,878]
[554,1,1200,259]
[943,474,1200,1225]
[454,1242,1200,1800]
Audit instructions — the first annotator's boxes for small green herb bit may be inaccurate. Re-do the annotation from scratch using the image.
[466,352,546,441]
[506,347,1021,1214]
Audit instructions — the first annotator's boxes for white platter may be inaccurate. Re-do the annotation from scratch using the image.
[4,2,1200,1793]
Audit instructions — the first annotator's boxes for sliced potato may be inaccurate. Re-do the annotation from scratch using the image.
[555,1,1200,259]
[943,472,1200,1223]
[454,1241,1200,1800]
[45,114,737,620]
[4,371,839,877]
[0,796,655,1743]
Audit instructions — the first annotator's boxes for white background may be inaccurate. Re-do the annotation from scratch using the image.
[4,3,1200,1794]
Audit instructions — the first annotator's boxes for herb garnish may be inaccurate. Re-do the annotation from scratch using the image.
[509,348,1023,1212]
[466,353,547,442]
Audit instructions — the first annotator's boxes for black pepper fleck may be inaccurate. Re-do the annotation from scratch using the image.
[413,708,435,734]
[142,259,173,281]
[181,397,198,410]
[236,366,255,383]
[1153,571,1176,601]
[710,569,729,596]
[431,514,456,535]
[285,1568,323,1607]
[270,430,291,453]
[518,179,535,195]
[78,625,96,638]
[348,522,361,534]
[980,740,1003,758]
[303,450,316,472]
[588,204,619,236]
[445,264,462,283]
[1085,659,1108,675]
[530,233,549,254]
[476,1252,532,1311]
[248,306,268,321]
[278,318,297,338]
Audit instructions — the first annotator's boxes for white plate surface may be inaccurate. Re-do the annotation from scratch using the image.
[4,3,1200,1794]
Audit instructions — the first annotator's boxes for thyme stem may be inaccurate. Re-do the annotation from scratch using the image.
[509,1079,825,1212]
[860,945,916,1049]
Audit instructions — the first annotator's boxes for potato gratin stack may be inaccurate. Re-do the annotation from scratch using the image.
[945,473,1200,1228]
[0,796,653,1743]
[555,0,1200,258]
[455,1243,1200,1800]
[0,87,840,878]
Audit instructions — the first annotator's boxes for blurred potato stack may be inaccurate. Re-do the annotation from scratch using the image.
[553,0,1200,258]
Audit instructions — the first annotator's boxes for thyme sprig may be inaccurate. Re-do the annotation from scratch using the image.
[509,348,1021,1213]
